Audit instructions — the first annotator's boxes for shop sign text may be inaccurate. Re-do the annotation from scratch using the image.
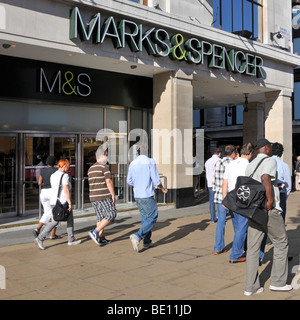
[39,68,92,96]
[70,7,263,78]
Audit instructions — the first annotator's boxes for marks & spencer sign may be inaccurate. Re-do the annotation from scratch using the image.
[70,7,264,78]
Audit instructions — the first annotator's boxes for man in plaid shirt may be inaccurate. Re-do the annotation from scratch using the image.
[212,145,237,254]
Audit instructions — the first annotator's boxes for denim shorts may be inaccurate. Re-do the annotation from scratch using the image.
[92,198,117,223]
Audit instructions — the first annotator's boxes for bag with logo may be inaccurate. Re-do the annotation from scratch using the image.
[52,173,70,222]
[222,157,268,227]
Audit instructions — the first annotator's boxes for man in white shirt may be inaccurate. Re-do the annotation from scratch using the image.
[204,148,222,222]
[272,143,291,222]
[222,142,254,263]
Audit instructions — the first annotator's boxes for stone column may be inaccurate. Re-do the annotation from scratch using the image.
[264,90,293,170]
[153,70,194,208]
[243,102,265,144]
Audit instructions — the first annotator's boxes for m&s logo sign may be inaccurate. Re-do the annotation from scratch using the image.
[39,68,92,97]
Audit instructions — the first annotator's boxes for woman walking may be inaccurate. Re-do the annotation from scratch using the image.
[35,158,81,249]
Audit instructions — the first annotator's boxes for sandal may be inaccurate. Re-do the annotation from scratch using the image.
[49,235,62,240]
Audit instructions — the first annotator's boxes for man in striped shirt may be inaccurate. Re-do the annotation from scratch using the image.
[88,146,117,246]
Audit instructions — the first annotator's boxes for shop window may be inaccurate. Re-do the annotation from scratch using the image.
[106,107,127,133]
[193,109,204,128]
[213,0,262,41]
[293,82,300,120]
[226,105,244,125]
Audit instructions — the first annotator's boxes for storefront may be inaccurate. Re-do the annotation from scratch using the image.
[0,55,153,215]
[1,0,300,215]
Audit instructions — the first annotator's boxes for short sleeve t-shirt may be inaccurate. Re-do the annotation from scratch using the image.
[50,171,71,205]
[40,167,57,189]
[88,162,112,202]
[245,153,281,212]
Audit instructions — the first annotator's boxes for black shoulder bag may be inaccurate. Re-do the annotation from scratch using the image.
[222,157,268,227]
[52,173,70,222]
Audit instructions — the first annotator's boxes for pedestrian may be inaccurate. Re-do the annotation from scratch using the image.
[244,138,292,296]
[87,146,117,246]
[212,144,237,255]
[271,143,291,222]
[204,147,222,223]
[295,156,300,191]
[222,142,254,263]
[127,143,168,252]
[35,158,81,249]
[32,156,60,239]
[259,142,292,264]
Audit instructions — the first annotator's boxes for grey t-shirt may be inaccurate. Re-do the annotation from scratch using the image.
[245,153,281,213]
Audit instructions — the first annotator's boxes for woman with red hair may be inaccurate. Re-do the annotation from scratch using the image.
[35,158,81,250]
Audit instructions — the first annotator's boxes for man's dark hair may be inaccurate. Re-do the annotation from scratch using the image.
[240,142,255,156]
[272,142,284,157]
[213,147,222,155]
[224,145,237,156]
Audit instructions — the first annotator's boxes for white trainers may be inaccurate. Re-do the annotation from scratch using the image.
[244,287,264,296]
[269,284,293,292]
[130,234,140,252]
[35,238,45,250]
[68,239,82,246]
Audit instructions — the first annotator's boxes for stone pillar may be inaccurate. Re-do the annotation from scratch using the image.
[264,90,293,170]
[153,70,194,208]
[243,102,265,144]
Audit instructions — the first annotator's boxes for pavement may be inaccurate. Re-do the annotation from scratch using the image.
[0,192,300,301]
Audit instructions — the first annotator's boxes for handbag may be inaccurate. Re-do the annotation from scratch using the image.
[222,157,268,227]
[52,173,70,222]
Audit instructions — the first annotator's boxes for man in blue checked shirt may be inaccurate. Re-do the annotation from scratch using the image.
[127,143,168,252]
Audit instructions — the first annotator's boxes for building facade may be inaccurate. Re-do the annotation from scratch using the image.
[0,0,299,216]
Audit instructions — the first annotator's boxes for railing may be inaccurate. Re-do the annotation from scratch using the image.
[81,173,168,207]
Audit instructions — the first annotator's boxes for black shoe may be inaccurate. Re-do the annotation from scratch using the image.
[99,237,112,246]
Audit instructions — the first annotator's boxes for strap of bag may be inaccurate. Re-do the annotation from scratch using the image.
[249,156,268,178]
[56,173,65,199]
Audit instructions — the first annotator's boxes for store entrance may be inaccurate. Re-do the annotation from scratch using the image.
[24,134,77,215]
[21,132,129,216]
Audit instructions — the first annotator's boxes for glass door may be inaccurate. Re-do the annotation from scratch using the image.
[23,134,77,214]
[24,134,50,213]
[53,135,77,207]
[0,135,17,214]
[81,133,129,208]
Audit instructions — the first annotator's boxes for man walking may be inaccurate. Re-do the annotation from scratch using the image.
[88,146,117,246]
[213,145,237,255]
[244,138,292,296]
[127,143,168,252]
[222,142,254,263]
[205,147,222,223]
[272,142,291,222]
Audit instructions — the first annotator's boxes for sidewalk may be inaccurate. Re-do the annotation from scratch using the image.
[0,192,300,300]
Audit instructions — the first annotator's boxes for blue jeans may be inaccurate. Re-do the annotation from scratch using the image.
[230,212,248,260]
[135,197,158,244]
[208,188,217,222]
[214,203,231,252]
